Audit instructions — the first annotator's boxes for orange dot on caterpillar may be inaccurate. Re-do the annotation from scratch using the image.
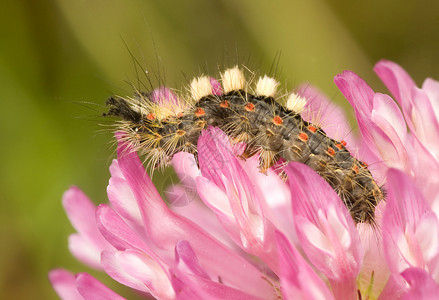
[298,132,309,141]
[272,116,283,125]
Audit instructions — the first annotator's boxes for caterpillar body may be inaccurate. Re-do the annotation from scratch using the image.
[104,66,384,224]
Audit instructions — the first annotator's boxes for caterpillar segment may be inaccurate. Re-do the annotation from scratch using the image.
[104,67,384,224]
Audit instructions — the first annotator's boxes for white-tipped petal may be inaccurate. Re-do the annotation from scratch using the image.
[287,92,308,113]
[256,75,279,97]
[190,76,213,100]
[221,66,245,93]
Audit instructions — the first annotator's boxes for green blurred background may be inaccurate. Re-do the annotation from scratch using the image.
[1,0,438,298]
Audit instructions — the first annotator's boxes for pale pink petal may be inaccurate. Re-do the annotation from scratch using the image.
[400,268,439,300]
[76,273,126,300]
[383,169,439,274]
[422,78,439,119]
[96,205,155,257]
[171,274,263,300]
[407,135,439,203]
[171,152,201,189]
[356,223,390,297]
[68,234,103,270]
[374,60,416,129]
[286,162,361,294]
[370,93,410,171]
[210,78,223,95]
[334,70,374,119]
[62,187,111,268]
[171,241,263,300]
[372,93,407,141]
[165,184,198,209]
[49,269,83,300]
[116,142,277,298]
[335,70,411,173]
[334,71,391,167]
[195,176,232,218]
[101,250,174,299]
[197,127,278,272]
[238,155,295,243]
[410,87,439,159]
[169,186,235,249]
[107,175,143,230]
[276,231,335,300]
[378,273,408,300]
[109,159,124,179]
[150,86,180,106]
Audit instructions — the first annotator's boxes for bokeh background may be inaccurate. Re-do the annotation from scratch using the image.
[1,0,438,298]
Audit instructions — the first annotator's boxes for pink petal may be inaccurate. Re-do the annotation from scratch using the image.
[422,78,439,119]
[400,268,439,300]
[107,175,143,230]
[334,70,374,119]
[150,87,180,106]
[286,162,362,285]
[109,159,124,179]
[210,78,223,95]
[169,187,235,249]
[96,205,154,256]
[171,241,263,300]
[67,234,103,270]
[374,60,416,128]
[49,269,83,300]
[174,240,210,279]
[378,272,408,300]
[171,152,201,189]
[76,273,126,300]
[408,135,439,203]
[275,231,335,300]
[356,223,390,297]
[101,249,174,299]
[238,155,295,243]
[334,70,391,166]
[335,70,411,173]
[197,127,278,272]
[372,93,407,141]
[165,184,199,209]
[171,274,263,300]
[62,187,111,268]
[383,169,439,274]
[410,87,439,159]
[370,93,410,171]
[116,141,277,298]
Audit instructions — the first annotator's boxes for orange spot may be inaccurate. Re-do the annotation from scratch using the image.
[360,161,368,168]
[220,100,230,108]
[341,140,347,146]
[335,143,343,150]
[178,112,184,118]
[195,108,205,117]
[352,165,359,174]
[176,130,186,136]
[245,103,255,112]
[298,132,308,141]
[308,125,317,133]
[327,147,336,156]
[273,116,283,125]
[146,113,156,120]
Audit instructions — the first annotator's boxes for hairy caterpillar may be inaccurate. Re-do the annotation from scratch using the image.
[104,66,384,224]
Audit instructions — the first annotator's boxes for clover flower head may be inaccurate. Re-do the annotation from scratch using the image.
[50,61,439,299]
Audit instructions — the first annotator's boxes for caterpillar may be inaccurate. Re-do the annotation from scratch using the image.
[104,66,384,224]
